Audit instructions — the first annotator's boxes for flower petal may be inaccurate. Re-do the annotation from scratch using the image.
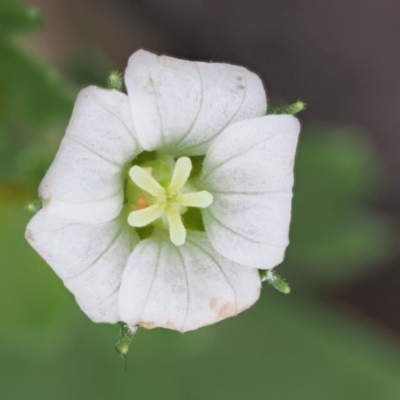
[125,50,266,155]
[118,231,261,332]
[25,210,138,323]
[200,115,300,269]
[39,86,141,224]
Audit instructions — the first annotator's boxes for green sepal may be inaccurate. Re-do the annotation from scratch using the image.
[267,100,306,115]
[25,199,42,213]
[259,270,291,294]
[107,70,123,91]
[115,322,137,358]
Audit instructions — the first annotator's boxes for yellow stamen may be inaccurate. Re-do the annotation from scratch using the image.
[128,203,165,227]
[127,156,213,246]
[178,191,213,208]
[167,207,186,246]
[129,166,165,197]
[168,157,192,193]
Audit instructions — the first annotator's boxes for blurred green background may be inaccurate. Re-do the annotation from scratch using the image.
[1,1,400,399]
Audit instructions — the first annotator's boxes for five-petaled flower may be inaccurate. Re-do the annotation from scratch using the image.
[25,50,300,332]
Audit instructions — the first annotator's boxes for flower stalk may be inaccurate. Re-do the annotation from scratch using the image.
[115,322,137,359]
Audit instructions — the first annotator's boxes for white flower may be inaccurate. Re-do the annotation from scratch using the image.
[25,50,300,332]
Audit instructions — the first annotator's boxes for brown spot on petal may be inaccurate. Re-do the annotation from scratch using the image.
[137,320,156,329]
[218,303,237,319]
[42,197,51,208]
[210,298,238,319]
[209,297,218,310]
[165,320,178,330]
[25,229,34,242]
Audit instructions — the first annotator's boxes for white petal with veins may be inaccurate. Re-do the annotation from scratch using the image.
[39,86,141,224]
[200,115,300,269]
[25,210,138,323]
[125,50,266,155]
[118,231,261,332]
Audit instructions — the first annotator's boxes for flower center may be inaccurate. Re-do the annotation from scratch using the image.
[127,157,213,246]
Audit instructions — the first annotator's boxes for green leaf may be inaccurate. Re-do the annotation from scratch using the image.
[285,126,392,284]
[0,40,73,186]
[0,194,71,330]
[0,41,73,128]
[0,0,41,36]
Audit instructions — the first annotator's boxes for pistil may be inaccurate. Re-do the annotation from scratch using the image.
[127,157,213,246]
